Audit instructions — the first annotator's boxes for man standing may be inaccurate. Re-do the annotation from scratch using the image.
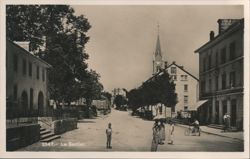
[106,123,112,149]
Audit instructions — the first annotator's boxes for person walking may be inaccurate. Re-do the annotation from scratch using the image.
[151,120,161,151]
[168,120,175,144]
[106,123,112,149]
[159,120,165,145]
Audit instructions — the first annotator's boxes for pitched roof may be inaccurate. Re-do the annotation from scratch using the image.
[7,39,52,67]
[165,62,199,81]
[195,18,244,53]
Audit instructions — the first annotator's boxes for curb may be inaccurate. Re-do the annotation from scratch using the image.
[176,124,243,142]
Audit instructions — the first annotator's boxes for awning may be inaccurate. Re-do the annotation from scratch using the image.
[195,100,208,110]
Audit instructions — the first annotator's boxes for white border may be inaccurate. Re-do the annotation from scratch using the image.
[0,0,249,158]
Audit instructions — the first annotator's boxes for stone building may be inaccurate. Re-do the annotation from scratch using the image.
[195,19,244,130]
[6,39,51,120]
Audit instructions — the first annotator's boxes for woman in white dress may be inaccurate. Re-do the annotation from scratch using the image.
[168,120,174,144]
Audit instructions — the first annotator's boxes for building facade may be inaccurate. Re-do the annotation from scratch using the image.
[165,62,199,115]
[6,40,51,119]
[152,28,199,117]
[195,19,244,129]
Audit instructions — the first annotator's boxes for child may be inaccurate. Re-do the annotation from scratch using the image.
[106,123,112,149]
[168,120,174,144]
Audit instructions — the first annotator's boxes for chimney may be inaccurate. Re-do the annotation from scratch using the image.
[210,31,215,41]
[14,41,30,52]
[217,19,240,34]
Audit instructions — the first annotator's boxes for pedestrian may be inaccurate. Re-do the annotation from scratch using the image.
[223,113,228,132]
[151,120,161,151]
[106,123,112,149]
[168,120,174,144]
[226,113,231,131]
[159,120,165,145]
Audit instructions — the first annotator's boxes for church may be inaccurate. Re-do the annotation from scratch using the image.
[152,27,199,118]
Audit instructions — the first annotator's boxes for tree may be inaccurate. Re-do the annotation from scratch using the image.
[81,70,103,117]
[6,5,103,112]
[101,91,112,102]
[127,70,177,114]
[113,95,127,110]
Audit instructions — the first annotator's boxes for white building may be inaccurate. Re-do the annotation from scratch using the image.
[152,27,199,117]
[165,62,199,115]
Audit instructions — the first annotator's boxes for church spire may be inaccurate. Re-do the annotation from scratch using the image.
[155,23,162,57]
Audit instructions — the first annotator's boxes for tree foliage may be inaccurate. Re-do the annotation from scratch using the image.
[113,95,127,109]
[127,70,177,112]
[6,5,103,108]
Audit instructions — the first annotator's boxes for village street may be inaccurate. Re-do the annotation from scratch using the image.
[19,109,243,152]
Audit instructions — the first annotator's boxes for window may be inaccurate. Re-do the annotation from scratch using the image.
[184,96,188,104]
[13,84,18,101]
[230,71,236,88]
[184,106,188,111]
[221,47,226,64]
[203,58,206,71]
[184,84,188,92]
[209,78,212,91]
[29,62,32,77]
[201,80,206,93]
[208,54,212,69]
[171,67,176,74]
[30,88,33,110]
[181,75,188,81]
[172,75,177,81]
[215,52,218,66]
[36,66,40,80]
[22,59,27,75]
[222,73,227,89]
[42,69,45,82]
[215,76,219,91]
[13,54,18,72]
[229,42,236,60]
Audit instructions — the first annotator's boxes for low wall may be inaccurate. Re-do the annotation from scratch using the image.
[6,124,40,151]
[52,118,77,135]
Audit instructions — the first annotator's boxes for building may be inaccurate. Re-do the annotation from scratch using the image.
[165,62,199,116]
[152,28,199,117]
[6,39,51,120]
[195,19,244,130]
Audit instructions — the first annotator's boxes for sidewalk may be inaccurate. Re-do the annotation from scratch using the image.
[176,124,244,141]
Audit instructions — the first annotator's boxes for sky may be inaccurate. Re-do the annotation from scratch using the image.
[72,5,243,92]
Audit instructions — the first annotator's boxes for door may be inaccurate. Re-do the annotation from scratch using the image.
[21,91,28,117]
[231,99,237,126]
[215,101,219,124]
[38,91,44,116]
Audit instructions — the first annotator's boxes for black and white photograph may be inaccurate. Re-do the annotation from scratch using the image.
[0,0,249,158]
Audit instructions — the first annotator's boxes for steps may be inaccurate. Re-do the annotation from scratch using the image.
[40,127,61,142]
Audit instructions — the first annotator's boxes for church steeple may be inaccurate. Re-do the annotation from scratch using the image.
[155,24,162,57]
[153,23,164,75]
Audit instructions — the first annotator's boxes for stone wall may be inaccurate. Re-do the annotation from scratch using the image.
[52,118,77,135]
[6,124,40,151]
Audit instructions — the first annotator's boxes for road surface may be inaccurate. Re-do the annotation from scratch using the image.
[19,108,243,151]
